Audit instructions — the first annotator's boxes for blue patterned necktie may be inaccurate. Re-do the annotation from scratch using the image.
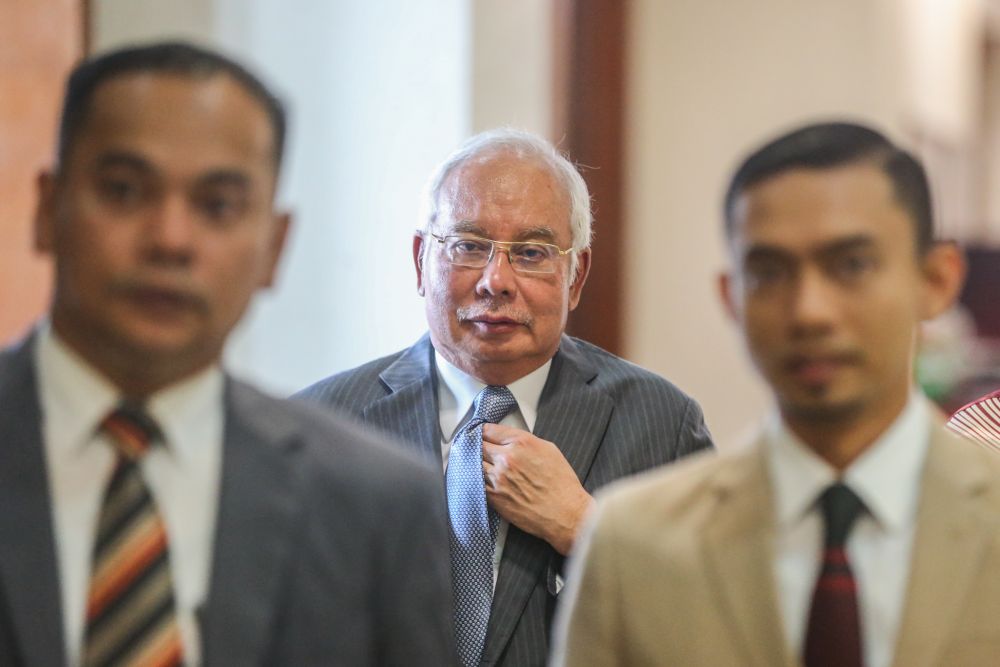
[446,385,518,667]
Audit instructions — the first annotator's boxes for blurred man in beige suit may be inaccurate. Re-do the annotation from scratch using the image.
[551,122,1000,667]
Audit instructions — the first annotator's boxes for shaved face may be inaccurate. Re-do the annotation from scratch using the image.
[37,72,289,395]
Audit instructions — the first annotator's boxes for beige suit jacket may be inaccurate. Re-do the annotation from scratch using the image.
[552,418,1000,666]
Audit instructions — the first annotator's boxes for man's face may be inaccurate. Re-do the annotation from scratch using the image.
[721,163,955,427]
[36,72,289,395]
[414,152,590,386]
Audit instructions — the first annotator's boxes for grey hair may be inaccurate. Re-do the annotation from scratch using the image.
[419,128,593,276]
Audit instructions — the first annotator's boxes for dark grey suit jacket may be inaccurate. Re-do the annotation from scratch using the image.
[0,335,455,667]
[296,333,713,666]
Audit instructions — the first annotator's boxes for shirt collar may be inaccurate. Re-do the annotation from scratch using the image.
[36,323,224,464]
[767,391,931,533]
[435,352,551,438]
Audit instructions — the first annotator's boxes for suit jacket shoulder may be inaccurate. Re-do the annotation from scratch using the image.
[0,336,65,667]
[893,420,1000,667]
[553,442,788,667]
[295,350,410,416]
[554,335,713,462]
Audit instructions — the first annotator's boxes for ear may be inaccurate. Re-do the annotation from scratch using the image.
[413,233,427,296]
[260,211,293,288]
[567,248,592,311]
[34,170,58,254]
[918,241,966,321]
[718,271,740,322]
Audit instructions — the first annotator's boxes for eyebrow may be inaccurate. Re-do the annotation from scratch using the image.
[196,171,252,190]
[450,221,560,243]
[95,151,153,174]
[743,234,877,263]
[94,151,251,189]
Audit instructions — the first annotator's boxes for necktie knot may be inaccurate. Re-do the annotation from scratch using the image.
[818,483,865,548]
[470,385,518,427]
[100,403,162,461]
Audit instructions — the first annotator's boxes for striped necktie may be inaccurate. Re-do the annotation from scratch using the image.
[83,405,183,667]
[446,385,518,667]
[804,483,866,667]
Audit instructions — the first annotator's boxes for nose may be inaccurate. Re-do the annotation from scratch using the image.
[789,267,837,337]
[144,195,195,265]
[475,246,518,298]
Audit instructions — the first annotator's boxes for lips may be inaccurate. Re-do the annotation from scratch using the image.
[467,316,524,334]
[473,315,520,326]
[117,282,207,317]
[784,351,861,386]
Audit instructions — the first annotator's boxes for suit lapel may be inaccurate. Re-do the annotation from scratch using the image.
[702,442,793,667]
[364,335,443,467]
[484,337,614,664]
[891,424,993,667]
[532,337,613,482]
[201,380,304,666]
[0,337,67,666]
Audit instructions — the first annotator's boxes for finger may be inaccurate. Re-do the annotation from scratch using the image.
[482,423,527,444]
[482,442,503,462]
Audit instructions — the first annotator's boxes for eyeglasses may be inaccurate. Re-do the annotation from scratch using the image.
[429,233,575,274]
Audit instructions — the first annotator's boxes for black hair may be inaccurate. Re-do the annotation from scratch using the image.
[723,121,933,254]
[57,40,286,168]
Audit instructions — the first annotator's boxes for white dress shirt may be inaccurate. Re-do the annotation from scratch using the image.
[36,326,223,667]
[435,353,551,588]
[766,393,931,667]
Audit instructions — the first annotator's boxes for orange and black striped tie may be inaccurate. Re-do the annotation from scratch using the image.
[82,405,183,667]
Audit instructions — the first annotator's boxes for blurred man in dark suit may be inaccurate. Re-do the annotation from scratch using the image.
[0,41,452,667]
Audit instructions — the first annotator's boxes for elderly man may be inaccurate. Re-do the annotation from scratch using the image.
[297,128,712,667]
[552,122,1000,667]
[0,41,452,666]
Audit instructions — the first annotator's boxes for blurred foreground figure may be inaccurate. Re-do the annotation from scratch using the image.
[0,41,452,667]
[552,122,1000,667]
[298,128,712,667]
[948,389,1000,450]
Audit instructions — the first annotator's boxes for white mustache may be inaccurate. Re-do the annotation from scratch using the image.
[456,303,532,326]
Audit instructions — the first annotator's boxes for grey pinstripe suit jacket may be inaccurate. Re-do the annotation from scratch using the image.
[296,333,714,667]
[0,334,454,666]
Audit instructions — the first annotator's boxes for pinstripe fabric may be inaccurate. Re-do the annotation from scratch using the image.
[297,333,713,667]
[947,389,1000,452]
[84,407,182,667]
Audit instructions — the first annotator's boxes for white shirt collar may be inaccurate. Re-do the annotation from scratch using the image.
[767,391,931,533]
[35,323,224,466]
[435,352,551,439]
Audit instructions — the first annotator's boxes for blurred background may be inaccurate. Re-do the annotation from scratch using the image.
[3,0,1000,447]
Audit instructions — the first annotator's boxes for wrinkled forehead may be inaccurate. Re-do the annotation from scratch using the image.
[437,151,572,236]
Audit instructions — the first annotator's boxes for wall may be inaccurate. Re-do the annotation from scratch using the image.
[472,0,558,137]
[0,0,82,345]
